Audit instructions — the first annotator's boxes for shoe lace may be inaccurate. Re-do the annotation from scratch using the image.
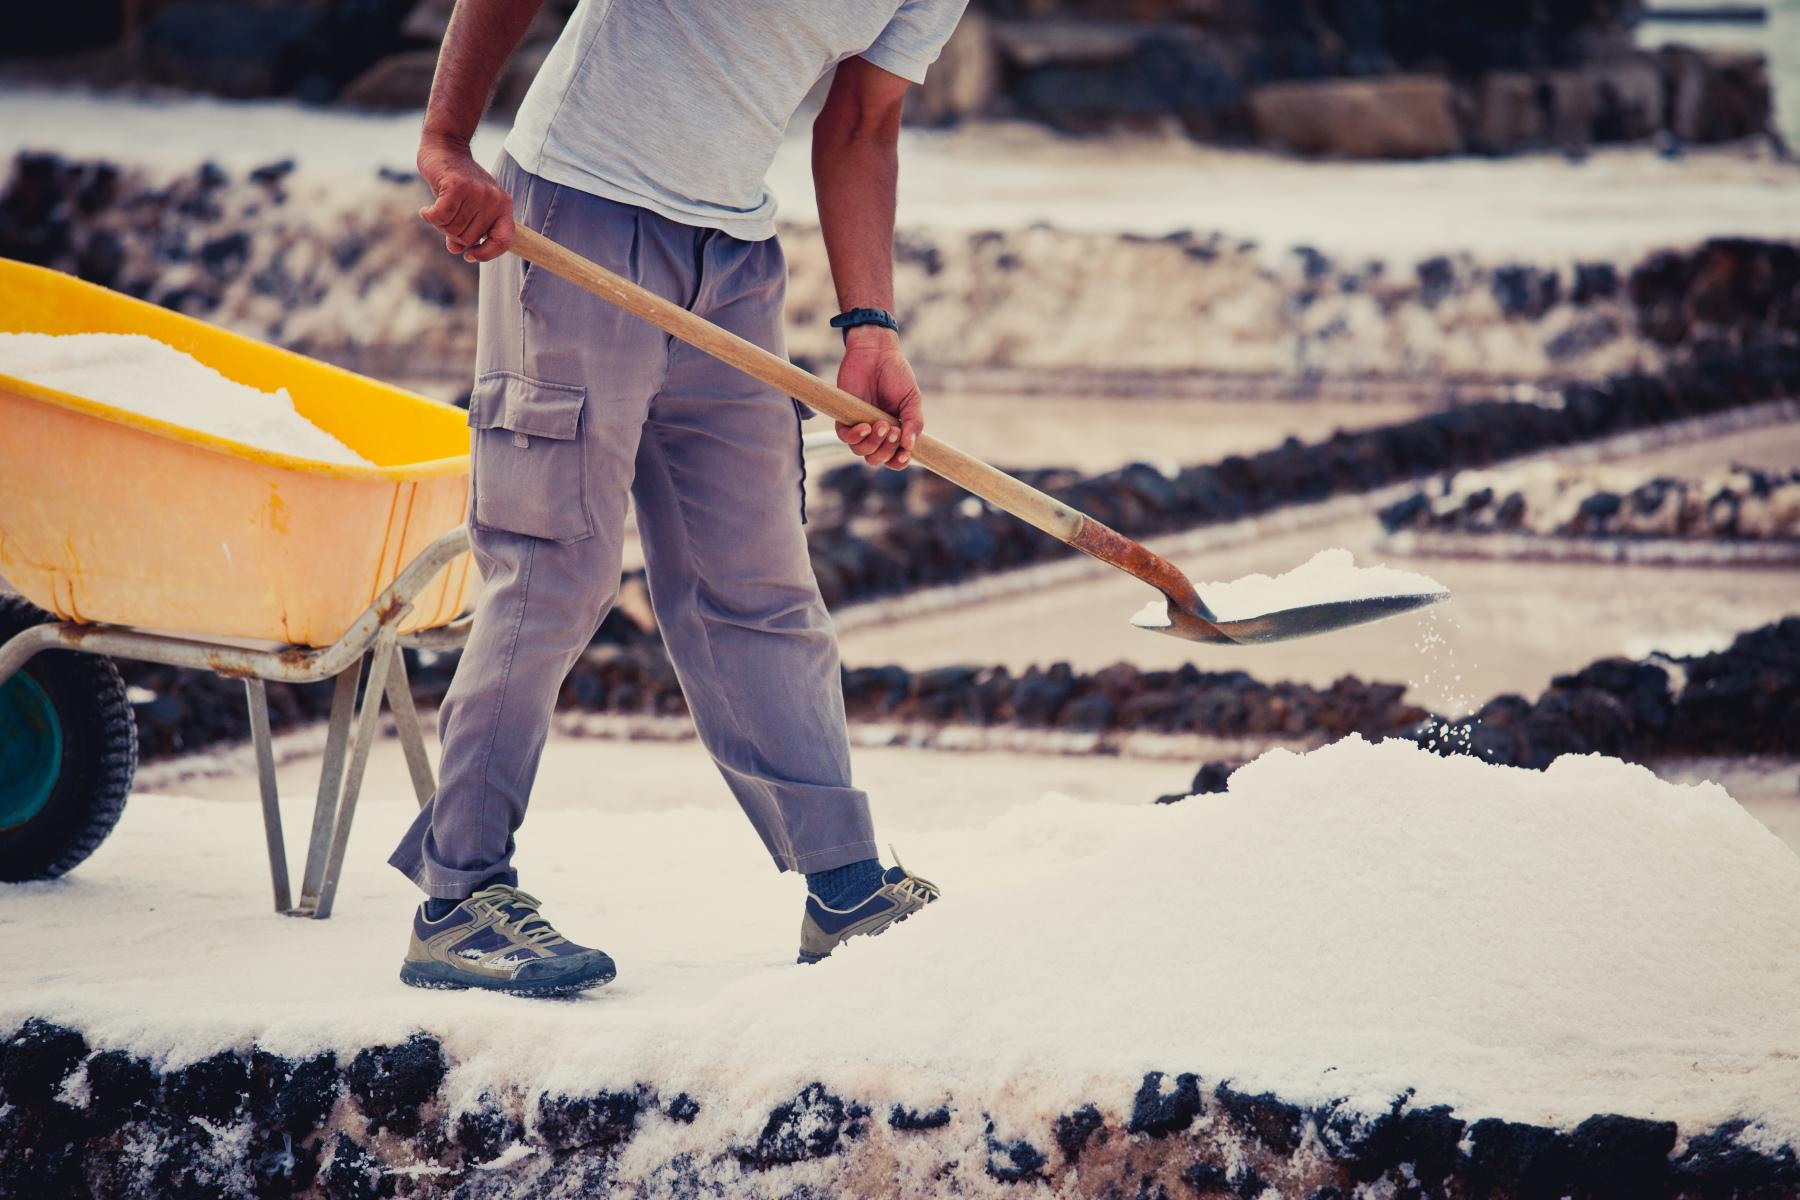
[467,884,564,948]
[888,847,941,905]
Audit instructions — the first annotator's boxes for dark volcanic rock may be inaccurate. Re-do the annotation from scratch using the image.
[263,1052,341,1137]
[1053,1103,1105,1162]
[0,1092,86,1200]
[1492,263,1561,318]
[1394,1104,1466,1188]
[1129,1071,1203,1138]
[890,1103,952,1130]
[347,1034,445,1136]
[0,1019,89,1104]
[1318,1095,1463,1185]
[1008,667,1074,725]
[1466,1117,1576,1195]
[1058,690,1115,732]
[84,1049,159,1131]
[1567,1113,1677,1195]
[456,1094,526,1164]
[739,1083,870,1167]
[1215,1083,1305,1154]
[1672,618,1800,756]
[1182,1160,1234,1192]
[165,1050,251,1123]
[198,230,251,278]
[985,1126,1049,1183]
[536,1088,642,1152]
[251,1124,324,1198]
[1674,1118,1800,1192]
[319,1131,389,1200]
[1398,619,1797,777]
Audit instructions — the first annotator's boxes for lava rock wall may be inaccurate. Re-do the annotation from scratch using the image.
[1381,464,1800,541]
[1160,618,1800,798]
[798,353,1800,610]
[1491,617,1800,764]
[3,1019,1794,1199]
[4,152,1797,385]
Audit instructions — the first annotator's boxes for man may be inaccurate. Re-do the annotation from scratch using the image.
[388,0,965,995]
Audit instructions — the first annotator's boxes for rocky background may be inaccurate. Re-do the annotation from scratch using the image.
[4,151,1799,386]
[1380,463,1800,541]
[2,0,1778,156]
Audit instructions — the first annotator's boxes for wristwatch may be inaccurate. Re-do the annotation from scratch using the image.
[829,307,900,341]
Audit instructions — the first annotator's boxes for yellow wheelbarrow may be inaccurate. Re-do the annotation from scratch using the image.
[0,259,476,918]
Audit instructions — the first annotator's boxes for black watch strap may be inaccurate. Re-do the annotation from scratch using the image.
[829,307,900,341]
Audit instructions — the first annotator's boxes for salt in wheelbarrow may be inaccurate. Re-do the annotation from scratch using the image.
[509,227,1449,643]
[0,259,476,918]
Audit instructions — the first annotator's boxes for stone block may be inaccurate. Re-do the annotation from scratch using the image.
[338,48,438,111]
[1465,71,1545,153]
[908,9,999,127]
[1250,75,1461,159]
[1540,55,1664,147]
[1659,45,1772,143]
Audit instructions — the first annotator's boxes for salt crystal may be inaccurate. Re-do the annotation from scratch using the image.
[1131,548,1447,626]
[0,332,370,466]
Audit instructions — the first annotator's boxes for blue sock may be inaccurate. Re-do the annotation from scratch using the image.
[423,896,459,920]
[422,872,510,921]
[806,858,885,908]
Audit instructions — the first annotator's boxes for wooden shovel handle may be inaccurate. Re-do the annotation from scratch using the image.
[507,225,1203,612]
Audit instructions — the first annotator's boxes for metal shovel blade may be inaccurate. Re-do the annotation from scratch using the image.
[1148,590,1450,645]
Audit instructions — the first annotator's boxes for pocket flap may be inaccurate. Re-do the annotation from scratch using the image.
[467,371,586,440]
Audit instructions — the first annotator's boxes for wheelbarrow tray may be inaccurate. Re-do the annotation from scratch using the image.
[0,259,475,646]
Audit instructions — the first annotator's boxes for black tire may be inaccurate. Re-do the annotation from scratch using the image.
[0,595,136,881]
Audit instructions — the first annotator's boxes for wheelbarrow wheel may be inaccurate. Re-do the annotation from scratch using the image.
[0,596,137,881]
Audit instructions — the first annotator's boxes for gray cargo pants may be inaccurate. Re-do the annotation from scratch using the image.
[390,153,876,898]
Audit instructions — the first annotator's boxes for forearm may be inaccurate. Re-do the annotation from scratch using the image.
[812,99,901,313]
[422,0,546,149]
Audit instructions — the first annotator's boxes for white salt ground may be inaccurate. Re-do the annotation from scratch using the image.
[1131,547,1448,626]
[0,332,369,465]
[6,735,1799,1151]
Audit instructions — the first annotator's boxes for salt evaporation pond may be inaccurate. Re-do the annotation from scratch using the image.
[0,331,368,465]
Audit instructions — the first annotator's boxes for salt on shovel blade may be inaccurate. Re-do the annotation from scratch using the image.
[1134,590,1451,645]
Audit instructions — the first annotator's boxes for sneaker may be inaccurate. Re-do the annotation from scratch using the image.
[399,883,616,997]
[798,855,940,965]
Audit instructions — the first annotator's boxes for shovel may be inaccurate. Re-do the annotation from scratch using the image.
[509,226,1444,645]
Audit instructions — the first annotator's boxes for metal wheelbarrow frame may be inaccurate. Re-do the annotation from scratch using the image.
[0,526,472,920]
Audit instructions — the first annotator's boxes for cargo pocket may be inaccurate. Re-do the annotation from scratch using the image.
[467,371,593,543]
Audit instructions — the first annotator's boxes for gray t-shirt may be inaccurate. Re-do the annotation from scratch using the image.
[505,0,969,241]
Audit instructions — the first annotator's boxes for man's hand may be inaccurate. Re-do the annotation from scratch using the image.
[835,325,923,470]
[417,135,514,263]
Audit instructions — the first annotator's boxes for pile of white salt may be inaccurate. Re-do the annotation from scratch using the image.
[0,332,369,466]
[1131,547,1448,626]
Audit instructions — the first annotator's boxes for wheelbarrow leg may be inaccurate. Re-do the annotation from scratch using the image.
[293,659,362,916]
[243,678,292,913]
[310,627,399,920]
[383,645,436,809]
